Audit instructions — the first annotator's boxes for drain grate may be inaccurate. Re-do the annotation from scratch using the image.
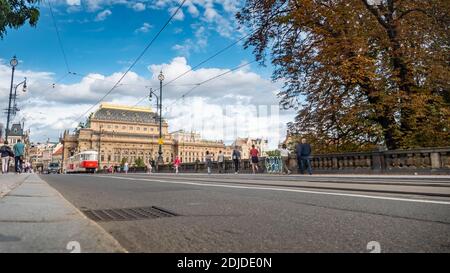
[82,206,178,222]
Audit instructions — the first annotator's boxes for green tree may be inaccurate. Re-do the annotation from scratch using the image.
[237,0,450,151]
[121,157,128,167]
[0,0,41,39]
[134,157,145,168]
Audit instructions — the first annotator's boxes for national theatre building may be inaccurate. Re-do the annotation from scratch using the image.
[62,103,232,169]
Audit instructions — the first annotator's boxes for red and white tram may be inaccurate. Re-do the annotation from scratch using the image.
[66,151,98,173]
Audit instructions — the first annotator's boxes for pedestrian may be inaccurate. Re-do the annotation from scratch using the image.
[1,141,14,174]
[295,138,312,175]
[217,150,225,173]
[232,146,241,174]
[124,161,129,174]
[13,139,25,174]
[146,160,153,174]
[279,144,291,175]
[249,144,260,174]
[173,156,181,174]
[205,151,213,174]
[195,158,200,173]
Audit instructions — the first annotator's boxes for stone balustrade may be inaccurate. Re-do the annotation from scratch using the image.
[155,147,450,175]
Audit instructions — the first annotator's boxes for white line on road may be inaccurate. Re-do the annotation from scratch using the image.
[88,175,450,205]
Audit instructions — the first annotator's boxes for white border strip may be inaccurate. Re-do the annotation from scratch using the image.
[89,175,450,205]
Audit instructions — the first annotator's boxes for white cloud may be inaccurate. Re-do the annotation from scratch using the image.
[169,6,185,21]
[95,9,112,21]
[135,22,153,33]
[132,2,146,12]
[0,58,293,147]
[172,24,208,56]
[66,0,81,5]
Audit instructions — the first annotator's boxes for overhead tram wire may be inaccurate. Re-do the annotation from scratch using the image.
[165,60,257,112]
[131,2,288,107]
[47,0,70,73]
[74,0,188,122]
[132,32,254,107]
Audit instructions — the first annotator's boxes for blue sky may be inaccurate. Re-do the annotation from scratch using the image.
[1,0,265,79]
[0,0,293,147]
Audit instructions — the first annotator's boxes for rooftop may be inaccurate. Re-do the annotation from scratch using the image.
[92,103,160,124]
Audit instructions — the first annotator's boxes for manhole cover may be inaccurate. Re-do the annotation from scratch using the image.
[82,206,178,222]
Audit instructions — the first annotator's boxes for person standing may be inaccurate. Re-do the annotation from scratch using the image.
[173,156,181,174]
[296,138,312,175]
[249,145,260,174]
[13,139,25,174]
[232,146,241,174]
[279,144,291,174]
[124,161,129,174]
[217,150,225,173]
[205,151,213,174]
[1,141,14,174]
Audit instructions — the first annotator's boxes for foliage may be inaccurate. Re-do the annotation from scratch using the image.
[121,157,128,167]
[0,0,40,39]
[237,0,450,151]
[266,150,281,157]
[134,157,145,168]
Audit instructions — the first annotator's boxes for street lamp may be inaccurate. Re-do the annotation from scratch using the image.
[157,71,164,167]
[12,77,27,116]
[5,56,19,140]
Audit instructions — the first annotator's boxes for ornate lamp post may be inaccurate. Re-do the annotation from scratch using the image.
[5,56,19,140]
[157,71,164,167]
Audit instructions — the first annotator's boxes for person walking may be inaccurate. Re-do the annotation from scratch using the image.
[146,160,153,174]
[217,150,225,173]
[232,146,241,174]
[173,156,181,174]
[296,138,312,175]
[13,139,25,174]
[205,151,213,174]
[249,145,260,174]
[124,161,129,174]
[279,144,291,174]
[1,141,14,174]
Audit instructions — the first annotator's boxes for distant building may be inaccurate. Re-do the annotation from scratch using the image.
[62,103,174,169]
[232,137,268,159]
[171,130,233,163]
[5,123,30,156]
[27,142,58,171]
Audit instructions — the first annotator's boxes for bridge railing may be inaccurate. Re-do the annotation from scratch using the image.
[154,147,450,174]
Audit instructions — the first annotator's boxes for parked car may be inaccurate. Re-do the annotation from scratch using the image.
[47,162,61,174]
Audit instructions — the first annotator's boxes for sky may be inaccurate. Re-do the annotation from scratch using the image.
[0,0,295,148]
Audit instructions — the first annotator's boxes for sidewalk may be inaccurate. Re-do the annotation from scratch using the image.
[0,174,126,253]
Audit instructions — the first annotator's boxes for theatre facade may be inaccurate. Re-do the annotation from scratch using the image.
[61,103,233,168]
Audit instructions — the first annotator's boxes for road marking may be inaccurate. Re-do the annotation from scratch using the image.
[88,175,450,205]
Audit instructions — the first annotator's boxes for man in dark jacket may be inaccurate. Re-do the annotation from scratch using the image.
[295,138,312,175]
[1,141,14,174]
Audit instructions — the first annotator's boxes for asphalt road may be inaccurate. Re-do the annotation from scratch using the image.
[41,173,450,253]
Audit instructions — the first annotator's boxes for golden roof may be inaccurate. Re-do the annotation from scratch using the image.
[100,103,153,113]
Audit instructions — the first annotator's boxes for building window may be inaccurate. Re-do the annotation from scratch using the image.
[129,126,133,130]
[136,127,140,131]
[122,126,126,129]
[144,127,147,131]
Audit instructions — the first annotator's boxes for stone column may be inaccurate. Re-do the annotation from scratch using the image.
[430,152,441,169]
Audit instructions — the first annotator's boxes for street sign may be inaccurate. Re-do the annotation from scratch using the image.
[158,138,164,145]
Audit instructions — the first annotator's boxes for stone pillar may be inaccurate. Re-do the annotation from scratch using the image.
[371,152,383,173]
[430,152,441,169]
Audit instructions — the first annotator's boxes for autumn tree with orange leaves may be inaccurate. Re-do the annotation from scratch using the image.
[237,0,449,152]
